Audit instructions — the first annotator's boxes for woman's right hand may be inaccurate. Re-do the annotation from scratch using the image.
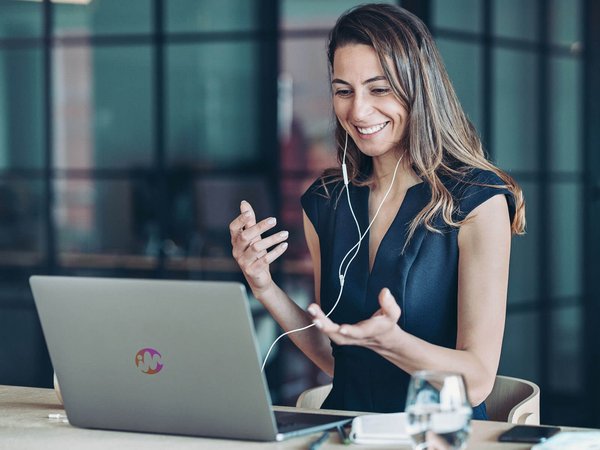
[229,200,289,299]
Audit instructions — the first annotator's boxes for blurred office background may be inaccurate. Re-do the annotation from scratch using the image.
[1,0,599,428]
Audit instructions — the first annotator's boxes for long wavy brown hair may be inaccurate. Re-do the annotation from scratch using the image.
[322,3,525,241]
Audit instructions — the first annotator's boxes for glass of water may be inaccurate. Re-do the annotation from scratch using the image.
[405,371,472,450]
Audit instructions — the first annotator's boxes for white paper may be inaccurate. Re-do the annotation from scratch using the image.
[349,412,413,445]
[531,431,600,450]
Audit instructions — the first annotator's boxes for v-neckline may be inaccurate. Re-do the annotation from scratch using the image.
[361,182,424,275]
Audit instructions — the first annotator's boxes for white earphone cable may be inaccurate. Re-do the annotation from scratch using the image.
[260,132,402,372]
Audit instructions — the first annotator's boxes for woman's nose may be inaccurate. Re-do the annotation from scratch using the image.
[349,93,373,122]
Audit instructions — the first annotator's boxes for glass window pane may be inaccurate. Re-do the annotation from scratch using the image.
[549,305,582,394]
[549,56,582,173]
[162,176,276,271]
[52,45,153,169]
[281,0,394,31]
[493,0,539,42]
[549,183,582,300]
[499,311,540,384]
[280,36,338,253]
[55,179,157,263]
[53,0,152,37]
[0,178,45,262]
[167,42,260,168]
[493,48,538,172]
[0,305,52,386]
[0,0,43,39]
[0,48,44,169]
[436,39,482,132]
[432,0,482,33]
[549,0,582,47]
[280,37,336,172]
[508,181,539,304]
[191,176,275,258]
[166,0,260,33]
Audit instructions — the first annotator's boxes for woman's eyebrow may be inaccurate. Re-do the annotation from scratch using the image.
[331,75,387,85]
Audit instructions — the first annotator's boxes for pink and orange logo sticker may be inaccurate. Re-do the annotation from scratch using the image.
[135,348,163,374]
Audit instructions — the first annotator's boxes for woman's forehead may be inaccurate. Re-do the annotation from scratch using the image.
[332,44,385,77]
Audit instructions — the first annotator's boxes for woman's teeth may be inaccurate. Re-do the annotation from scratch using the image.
[357,122,388,135]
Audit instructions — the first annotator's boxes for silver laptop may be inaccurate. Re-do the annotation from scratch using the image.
[30,276,352,441]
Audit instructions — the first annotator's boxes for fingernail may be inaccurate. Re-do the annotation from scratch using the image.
[340,327,347,335]
[280,231,289,238]
[267,217,276,225]
[241,200,248,205]
[313,320,322,329]
[308,305,316,316]
[281,242,288,249]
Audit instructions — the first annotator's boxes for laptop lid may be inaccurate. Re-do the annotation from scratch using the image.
[30,276,351,441]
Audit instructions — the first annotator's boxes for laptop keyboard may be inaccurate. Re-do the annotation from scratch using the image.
[274,410,352,432]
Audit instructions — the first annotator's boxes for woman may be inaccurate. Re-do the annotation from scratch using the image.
[229,4,525,420]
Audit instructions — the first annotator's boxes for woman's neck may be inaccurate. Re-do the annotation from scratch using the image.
[371,154,420,195]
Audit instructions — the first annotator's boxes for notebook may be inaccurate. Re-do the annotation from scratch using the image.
[30,276,353,441]
[350,412,412,445]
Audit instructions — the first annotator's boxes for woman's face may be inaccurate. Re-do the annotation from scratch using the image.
[332,44,408,159]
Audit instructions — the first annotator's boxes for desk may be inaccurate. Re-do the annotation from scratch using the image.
[0,385,586,449]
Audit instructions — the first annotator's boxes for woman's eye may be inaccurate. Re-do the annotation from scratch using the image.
[334,89,352,97]
[372,87,391,95]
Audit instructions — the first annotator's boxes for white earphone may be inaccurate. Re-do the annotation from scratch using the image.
[260,131,403,372]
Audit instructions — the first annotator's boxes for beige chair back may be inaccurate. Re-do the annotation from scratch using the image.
[296,375,540,425]
[486,375,540,425]
[295,384,332,409]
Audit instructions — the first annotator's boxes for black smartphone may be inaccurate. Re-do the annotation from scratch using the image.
[498,425,561,443]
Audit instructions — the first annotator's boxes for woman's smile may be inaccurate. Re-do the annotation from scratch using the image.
[355,120,390,138]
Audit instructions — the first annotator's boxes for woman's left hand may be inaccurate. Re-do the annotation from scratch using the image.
[307,288,402,349]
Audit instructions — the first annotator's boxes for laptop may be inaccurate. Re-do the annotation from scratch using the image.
[30,276,353,441]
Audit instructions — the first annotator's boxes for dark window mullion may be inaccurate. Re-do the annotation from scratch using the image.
[482,0,492,157]
[153,0,167,276]
[42,0,55,274]
[583,0,600,429]
[258,0,280,271]
[537,0,551,407]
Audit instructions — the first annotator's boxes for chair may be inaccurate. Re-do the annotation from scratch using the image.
[295,383,332,410]
[486,375,540,425]
[295,375,540,425]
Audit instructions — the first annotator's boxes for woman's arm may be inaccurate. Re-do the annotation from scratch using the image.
[229,201,333,374]
[308,194,511,405]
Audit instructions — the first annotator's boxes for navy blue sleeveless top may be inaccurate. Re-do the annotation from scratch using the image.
[300,168,516,420]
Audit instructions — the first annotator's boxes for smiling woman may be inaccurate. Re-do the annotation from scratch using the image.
[331,49,408,152]
[230,3,526,422]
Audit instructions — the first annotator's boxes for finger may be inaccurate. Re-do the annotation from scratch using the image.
[229,209,253,237]
[238,247,268,270]
[378,288,401,322]
[261,241,288,265]
[238,229,287,265]
[336,291,400,340]
[307,303,342,334]
[241,202,262,246]
[238,217,277,246]
[231,215,258,259]
[240,200,256,227]
[250,230,289,253]
[245,242,287,275]
[336,316,388,340]
[240,228,288,267]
